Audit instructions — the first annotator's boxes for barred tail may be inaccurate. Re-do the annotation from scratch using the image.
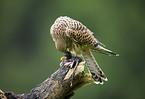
[82,49,108,84]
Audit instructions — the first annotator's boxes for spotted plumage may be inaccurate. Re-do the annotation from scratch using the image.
[50,16,119,84]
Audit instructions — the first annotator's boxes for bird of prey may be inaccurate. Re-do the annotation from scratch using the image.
[50,16,119,84]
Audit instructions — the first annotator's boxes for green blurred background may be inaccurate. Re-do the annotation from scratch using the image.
[1,0,145,99]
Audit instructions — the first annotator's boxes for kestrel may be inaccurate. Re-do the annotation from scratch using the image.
[50,16,119,84]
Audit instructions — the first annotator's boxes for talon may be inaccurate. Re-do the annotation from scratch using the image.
[60,56,66,61]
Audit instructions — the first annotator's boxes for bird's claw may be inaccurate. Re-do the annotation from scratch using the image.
[64,51,82,86]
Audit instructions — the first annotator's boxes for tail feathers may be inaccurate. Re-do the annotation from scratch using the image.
[96,45,119,56]
[82,50,108,84]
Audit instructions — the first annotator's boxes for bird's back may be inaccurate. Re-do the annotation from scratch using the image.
[58,16,100,50]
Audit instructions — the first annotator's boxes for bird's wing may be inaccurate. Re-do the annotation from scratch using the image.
[65,18,119,56]
[65,20,100,47]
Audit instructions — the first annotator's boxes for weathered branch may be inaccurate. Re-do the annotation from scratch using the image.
[1,56,95,99]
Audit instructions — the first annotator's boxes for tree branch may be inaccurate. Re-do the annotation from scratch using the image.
[1,56,95,99]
